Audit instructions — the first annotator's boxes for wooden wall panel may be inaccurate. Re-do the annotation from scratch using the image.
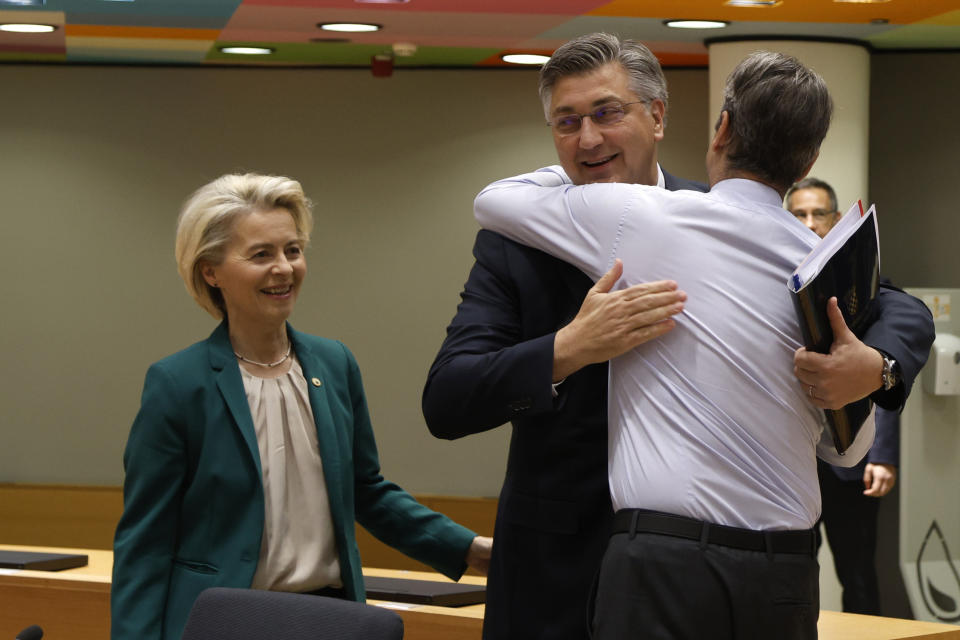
[0,484,497,572]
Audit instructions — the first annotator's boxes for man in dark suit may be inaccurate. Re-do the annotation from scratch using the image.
[787,177,900,615]
[424,34,929,639]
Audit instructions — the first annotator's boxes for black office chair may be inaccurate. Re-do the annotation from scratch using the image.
[180,588,404,640]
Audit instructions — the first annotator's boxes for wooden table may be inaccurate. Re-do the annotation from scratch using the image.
[0,544,482,640]
[2,544,959,639]
[364,567,483,640]
[0,545,111,640]
[817,611,960,640]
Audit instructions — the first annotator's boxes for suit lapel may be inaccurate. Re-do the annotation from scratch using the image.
[208,322,264,478]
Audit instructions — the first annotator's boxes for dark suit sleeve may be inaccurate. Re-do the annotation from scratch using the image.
[111,362,187,640]
[862,282,935,410]
[343,343,475,580]
[422,231,558,439]
[867,406,899,467]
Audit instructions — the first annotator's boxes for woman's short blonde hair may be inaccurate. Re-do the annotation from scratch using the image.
[175,173,314,319]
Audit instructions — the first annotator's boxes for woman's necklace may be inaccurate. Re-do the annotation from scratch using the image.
[234,342,292,368]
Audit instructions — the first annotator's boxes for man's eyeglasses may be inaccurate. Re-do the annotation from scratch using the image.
[791,209,837,221]
[547,101,646,135]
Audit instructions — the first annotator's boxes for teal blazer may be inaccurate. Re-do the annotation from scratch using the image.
[111,323,475,640]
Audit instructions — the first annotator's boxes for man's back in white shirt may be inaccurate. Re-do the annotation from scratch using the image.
[475,167,874,531]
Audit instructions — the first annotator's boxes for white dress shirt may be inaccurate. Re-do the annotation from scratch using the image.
[474,166,874,531]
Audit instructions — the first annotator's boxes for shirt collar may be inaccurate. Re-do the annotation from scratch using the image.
[710,178,783,208]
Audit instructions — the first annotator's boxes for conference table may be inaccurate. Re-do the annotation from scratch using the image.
[2,544,959,639]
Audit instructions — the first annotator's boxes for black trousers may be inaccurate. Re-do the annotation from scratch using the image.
[816,459,881,615]
[592,518,819,640]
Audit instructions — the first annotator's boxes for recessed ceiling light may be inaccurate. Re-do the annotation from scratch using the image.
[725,0,781,6]
[319,23,381,33]
[219,46,274,55]
[0,0,44,6]
[501,54,550,66]
[0,23,57,33]
[665,20,729,29]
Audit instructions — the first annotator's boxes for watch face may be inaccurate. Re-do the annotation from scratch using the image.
[883,357,899,390]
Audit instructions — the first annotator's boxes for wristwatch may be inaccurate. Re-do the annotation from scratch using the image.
[880,352,900,391]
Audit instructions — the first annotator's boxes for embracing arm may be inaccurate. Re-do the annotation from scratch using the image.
[794,285,934,411]
[423,232,683,439]
[473,165,616,279]
[426,168,683,439]
[111,364,186,640]
[422,231,560,439]
[552,260,684,380]
[861,283,935,407]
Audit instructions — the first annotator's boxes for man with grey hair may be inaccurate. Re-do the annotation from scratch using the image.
[427,33,932,640]
[474,50,932,639]
[424,33,704,640]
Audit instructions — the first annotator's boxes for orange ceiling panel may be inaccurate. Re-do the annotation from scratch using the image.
[590,0,960,26]
[63,25,222,41]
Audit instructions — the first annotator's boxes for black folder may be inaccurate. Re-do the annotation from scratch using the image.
[0,550,89,571]
[789,201,879,455]
[363,575,486,607]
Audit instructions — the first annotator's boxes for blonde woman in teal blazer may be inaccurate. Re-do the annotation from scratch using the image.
[111,174,490,640]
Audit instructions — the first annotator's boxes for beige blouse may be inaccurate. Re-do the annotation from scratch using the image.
[240,356,342,592]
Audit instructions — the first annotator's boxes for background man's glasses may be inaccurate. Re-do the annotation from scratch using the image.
[791,209,837,220]
[547,101,646,135]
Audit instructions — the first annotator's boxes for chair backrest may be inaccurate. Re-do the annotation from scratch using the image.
[181,588,404,640]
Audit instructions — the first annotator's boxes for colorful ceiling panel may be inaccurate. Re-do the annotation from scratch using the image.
[0,0,957,68]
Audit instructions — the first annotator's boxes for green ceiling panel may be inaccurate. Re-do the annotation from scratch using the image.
[868,24,960,49]
[207,42,502,67]
[394,46,502,67]
[208,42,385,65]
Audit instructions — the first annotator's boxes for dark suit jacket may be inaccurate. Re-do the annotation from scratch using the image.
[112,323,475,640]
[422,170,933,640]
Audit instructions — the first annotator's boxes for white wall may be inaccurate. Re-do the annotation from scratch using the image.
[0,63,707,495]
[2,52,956,494]
[870,53,960,288]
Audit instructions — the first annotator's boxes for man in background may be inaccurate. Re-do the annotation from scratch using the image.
[787,177,900,615]
[423,34,702,640]
[786,177,842,237]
